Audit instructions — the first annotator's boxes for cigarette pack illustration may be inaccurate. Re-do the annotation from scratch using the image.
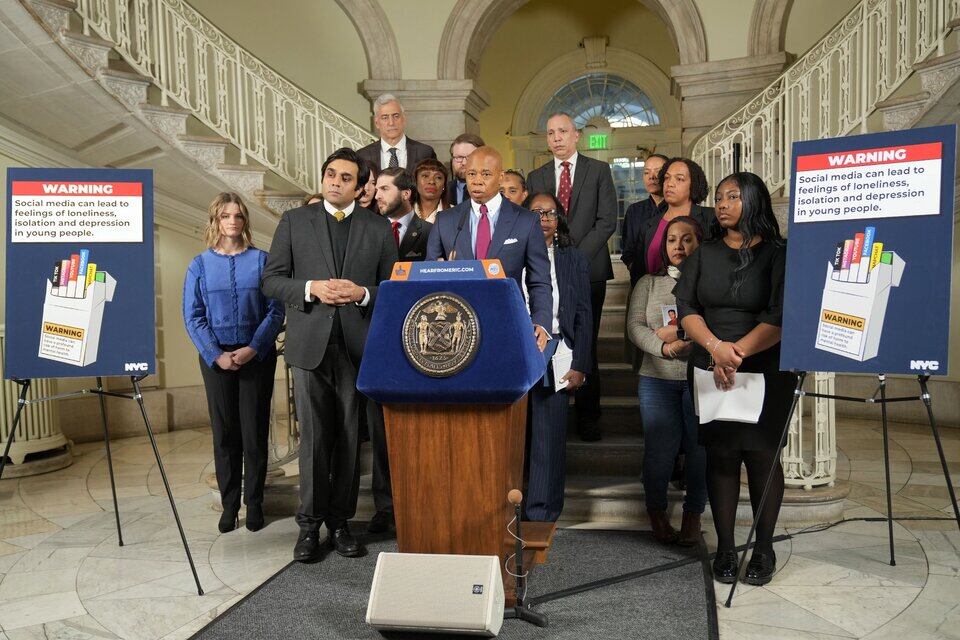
[38,250,116,366]
[815,229,904,362]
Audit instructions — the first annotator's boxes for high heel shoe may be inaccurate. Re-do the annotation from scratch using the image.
[712,550,739,583]
[218,508,239,533]
[245,504,265,532]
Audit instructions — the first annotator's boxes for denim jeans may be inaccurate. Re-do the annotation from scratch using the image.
[638,375,707,514]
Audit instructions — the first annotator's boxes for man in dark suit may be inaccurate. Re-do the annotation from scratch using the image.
[262,147,398,562]
[526,112,617,442]
[426,146,553,346]
[363,167,432,534]
[446,133,484,206]
[357,94,436,171]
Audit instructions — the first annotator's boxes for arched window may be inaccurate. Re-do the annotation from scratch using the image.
[538,73,661,131]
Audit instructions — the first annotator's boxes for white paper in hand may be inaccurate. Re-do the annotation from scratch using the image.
[551,340,574,392]
[692,367,765,425]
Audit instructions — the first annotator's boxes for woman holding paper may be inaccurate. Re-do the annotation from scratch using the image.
[520,191,592,522]
[183,193,285,534]
[626,215,707,545]
[674,172,796,586]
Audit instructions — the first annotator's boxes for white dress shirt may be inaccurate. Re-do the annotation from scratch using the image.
[304,200,370,306]
[469,192,502,256]
[553,151,579,191]
[380,136,408,169]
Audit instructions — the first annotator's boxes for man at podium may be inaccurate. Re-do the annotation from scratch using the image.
[425,146,553,347]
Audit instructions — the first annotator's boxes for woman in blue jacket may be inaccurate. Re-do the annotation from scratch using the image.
[184,193,284,533]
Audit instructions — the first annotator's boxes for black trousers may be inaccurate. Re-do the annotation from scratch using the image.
[199,349,277,512]
[574,280,605,425]
[366,399,392,513]
[292,342,361,532]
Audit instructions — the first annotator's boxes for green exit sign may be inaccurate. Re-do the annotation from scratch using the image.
[588,133,608,149]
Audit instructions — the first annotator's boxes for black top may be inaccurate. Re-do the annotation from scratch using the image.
[324,211,353,342]
[674,239,786,342]
[620,197,660,285]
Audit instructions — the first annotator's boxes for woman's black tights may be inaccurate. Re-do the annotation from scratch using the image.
[706,447,784,554]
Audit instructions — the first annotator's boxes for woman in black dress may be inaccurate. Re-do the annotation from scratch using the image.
[674,171,796,586]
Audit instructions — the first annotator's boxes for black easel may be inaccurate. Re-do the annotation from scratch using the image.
[724,372,960,606]
[0,375,204,596]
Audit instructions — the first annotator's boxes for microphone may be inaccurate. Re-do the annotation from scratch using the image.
[508,489,523,506]
[449,207,469,261]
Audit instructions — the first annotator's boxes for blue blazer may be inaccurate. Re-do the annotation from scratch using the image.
[554,246,593,373]
[426,198,553,331]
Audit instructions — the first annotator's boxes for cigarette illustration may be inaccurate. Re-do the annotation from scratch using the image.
[38,248,116,367]
[815,228,904,362]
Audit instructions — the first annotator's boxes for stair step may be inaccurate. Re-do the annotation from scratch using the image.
[29,0,76,32]
[177,135,229,171]
[138,103,189,139]
[60,30,112,72]
[98,67,151,109]
[217,163,266,193]
[567,396,641,436]
[876,91,932,131]
[598,362,636,396]
[257,189,309,215]
[565,435,643,476]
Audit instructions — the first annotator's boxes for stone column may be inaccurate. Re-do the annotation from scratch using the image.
[360,79,490,162]
[670,52,793,153]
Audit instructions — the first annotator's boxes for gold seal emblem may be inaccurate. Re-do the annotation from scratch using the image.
[402,293,480,377]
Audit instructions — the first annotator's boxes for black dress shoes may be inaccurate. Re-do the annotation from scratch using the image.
[294,530,322,563]
[327,525,364,558]
[744,550,777,585]
[712,550,739,584]
[245,504,264,532]
[218,509,239,534]
[367,510,395,534]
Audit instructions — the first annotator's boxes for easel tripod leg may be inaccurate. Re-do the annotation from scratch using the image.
[917,375,960,533]
[725,371,806,608]
[878,374,896,567]
[131,376,204,596]
[96,377,123,546]
[0,380,31,481]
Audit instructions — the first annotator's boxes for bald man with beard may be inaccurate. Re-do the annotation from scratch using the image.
[426,146,552,348]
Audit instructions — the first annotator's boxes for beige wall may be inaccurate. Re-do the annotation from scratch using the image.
[693,0,755,61]
[190,0,371,125]
[379,0,459,80]
[784,0,860,56]
[475,0,680,163]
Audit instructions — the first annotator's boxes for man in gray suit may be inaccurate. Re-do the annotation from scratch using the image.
[262,147,398,562]
[526,112,617,442]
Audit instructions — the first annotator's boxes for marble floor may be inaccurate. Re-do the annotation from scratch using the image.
[0,418,957,639]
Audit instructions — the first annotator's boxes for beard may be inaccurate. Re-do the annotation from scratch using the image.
[381,195,406,219]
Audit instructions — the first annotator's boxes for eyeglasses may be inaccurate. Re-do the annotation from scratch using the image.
[451,155,470,163]
[533,209,558,219]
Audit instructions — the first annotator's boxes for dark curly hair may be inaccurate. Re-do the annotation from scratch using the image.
[657,157,708,205]
[522,191,573,248]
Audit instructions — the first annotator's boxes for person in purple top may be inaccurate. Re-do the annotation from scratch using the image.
[183,193,284,534]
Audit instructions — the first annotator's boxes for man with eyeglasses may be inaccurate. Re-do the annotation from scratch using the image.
[357,94,436,172]
[447,133,485,206]
[426,146,553,350]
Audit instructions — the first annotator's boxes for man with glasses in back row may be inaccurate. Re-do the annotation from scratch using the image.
[447,133,485,206]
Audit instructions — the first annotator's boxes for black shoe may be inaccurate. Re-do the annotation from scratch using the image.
[218,508,239,534]
[294,530,322,563]
[245,504,265,532]
[712,550,739,584]
[368,510,395,534]
[578,421,602,442]
[744,550,777,586]
[327,525,364,558]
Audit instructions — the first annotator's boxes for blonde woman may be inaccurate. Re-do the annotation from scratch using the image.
[183,193,284,533]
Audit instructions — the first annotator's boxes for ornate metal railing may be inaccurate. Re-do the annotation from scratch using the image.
[73,0,374,193]
[692,0,960,198]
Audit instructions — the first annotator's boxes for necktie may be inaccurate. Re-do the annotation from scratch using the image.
[392,220,401,247]
[333,210,345,222]
[475,204,491,260]
[557,161,572,214]
[388,147,399,168]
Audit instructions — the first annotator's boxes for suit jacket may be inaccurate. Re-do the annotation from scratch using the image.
[425,198,553,331]
[357,137,437,172]
[398,214,432,261]
[526,155,618,283]
[261,203,398,370]
[554,246,593,373]
[633,202,715,282]
[620,197,660,285]
[447,178,467,206]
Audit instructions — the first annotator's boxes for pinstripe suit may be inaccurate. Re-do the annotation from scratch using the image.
[526,244,592,522]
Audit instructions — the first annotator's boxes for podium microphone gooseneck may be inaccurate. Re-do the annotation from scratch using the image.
[504,489,548,627]
[448,208,469,261]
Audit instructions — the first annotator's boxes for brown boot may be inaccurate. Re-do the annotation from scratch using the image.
[648,509,678,544]
[677,511,702,547]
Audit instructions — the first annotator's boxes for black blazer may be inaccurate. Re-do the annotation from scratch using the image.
[526,154,618,283]
[554,245,593,373]
[261,203,398,370]
[398,214,432,261]
[357,137,437,172]
[447,178,468,206]
[632,202,715,282]
[620,197,660,286]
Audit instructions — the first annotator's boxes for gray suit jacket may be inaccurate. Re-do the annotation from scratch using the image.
[526,154,618,282]
[261,203,398,370]
[357,137,437,172]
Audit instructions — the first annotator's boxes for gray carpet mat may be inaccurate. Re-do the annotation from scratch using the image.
[192,528,717,639]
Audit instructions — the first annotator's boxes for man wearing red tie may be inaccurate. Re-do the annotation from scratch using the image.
[526,112,617,442]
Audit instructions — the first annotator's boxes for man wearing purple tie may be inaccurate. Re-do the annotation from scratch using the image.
[426,146,552,349]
